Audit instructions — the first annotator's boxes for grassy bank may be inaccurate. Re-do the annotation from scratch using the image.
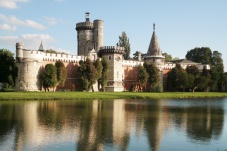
[0,92,227,101]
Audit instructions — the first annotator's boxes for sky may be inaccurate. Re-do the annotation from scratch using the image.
[0,0,226,72]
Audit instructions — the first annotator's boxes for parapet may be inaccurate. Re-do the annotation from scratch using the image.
[76,21,94,30]
[98,46,125,57]
[122,60,144,67]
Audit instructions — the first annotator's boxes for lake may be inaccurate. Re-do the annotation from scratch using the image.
[0,98,227,151]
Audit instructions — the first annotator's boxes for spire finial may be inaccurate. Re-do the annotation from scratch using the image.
[153,23,155,31]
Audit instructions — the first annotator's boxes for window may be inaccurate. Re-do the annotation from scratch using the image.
[108,56,112,61]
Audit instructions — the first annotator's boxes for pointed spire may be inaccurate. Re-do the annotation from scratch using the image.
[38,41,44,52]
[147,24,162,56]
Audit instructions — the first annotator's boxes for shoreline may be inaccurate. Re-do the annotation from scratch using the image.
[0,92,227,101]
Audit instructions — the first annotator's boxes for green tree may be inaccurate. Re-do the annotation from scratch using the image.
[210,51,224,91]
[100,57,109,91]
[0,49,17,88]
[143,62,160,91]
[41,64,57,92]
[186,47,212,64]
[77,58,98,91]
[55,61,67,87]
[186,65,199,77]
[167,63,184,91]
[137,65,148,91]
[163,53,172,62]
[117,32,131,60]
[94,58,103,90]
[194,66,211,91]
[133,51,142,60]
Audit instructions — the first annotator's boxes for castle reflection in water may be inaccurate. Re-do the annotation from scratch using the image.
[0,99,225,151]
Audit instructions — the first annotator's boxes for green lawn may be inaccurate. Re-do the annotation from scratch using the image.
[0,92,227,100]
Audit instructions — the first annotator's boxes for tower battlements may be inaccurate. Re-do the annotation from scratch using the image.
[76,22,94,30]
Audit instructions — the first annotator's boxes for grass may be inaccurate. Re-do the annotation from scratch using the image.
[0,91,227,101]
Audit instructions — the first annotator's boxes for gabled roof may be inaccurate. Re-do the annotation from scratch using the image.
[170,59,199,64]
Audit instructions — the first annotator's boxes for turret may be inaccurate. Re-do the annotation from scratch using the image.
[93,19,104,52]
[16,42,24,62]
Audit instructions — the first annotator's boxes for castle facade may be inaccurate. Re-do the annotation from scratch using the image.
[15,13,209,92]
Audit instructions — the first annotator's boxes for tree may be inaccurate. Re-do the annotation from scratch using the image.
[133,51,142,60]
[167,63,185,91]
[55,61,67,87]
[0,49,17,89]
[137,65,148,91]
[163,53,172,62]
[94,58,103,90]
[117,32,131,60]
[41,64,57,92]
[186,47,212,64]
[100,57,108,91]
[195,66,211,91]
[143,62,160,91]
[186,65,199,77]
[77,58,98,91]
[210,51,224,91]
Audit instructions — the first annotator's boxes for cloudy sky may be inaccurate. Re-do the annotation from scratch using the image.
[0,0,226,71]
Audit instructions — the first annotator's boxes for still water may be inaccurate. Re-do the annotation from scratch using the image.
[0,98,227,151]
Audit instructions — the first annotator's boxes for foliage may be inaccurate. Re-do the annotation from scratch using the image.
[186,47,212,64]
[41,64,57,91]
[186,65,199,77]
[210,51,224,91]
[137,65,148,91]
[143,62,160,91]
[167,63,184,91]
[151,82,163,92]
[0,49,18,89]
[117,32,131,60]
[163,53,172,62]
[133,51,142,60]
[94,58,103,80]
[55,61,67,87]
[100,57,109,91]
[46,49,68,54]
[77,58,98,91]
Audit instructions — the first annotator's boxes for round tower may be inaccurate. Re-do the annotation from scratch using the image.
[98,46,125,92]
[93,19,104,52]
[145,23,165,66]
[76,12,94,56]
[16,42,24,62]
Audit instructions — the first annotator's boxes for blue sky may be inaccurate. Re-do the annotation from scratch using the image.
[0,0,226,71]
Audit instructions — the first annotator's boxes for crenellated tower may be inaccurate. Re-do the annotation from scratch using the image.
[98,46,125,92]
[76,12,103,56]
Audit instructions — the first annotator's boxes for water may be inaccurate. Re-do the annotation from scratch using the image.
[0,98,227,151]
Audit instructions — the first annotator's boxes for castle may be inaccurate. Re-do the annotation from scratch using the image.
[15,13,209,92]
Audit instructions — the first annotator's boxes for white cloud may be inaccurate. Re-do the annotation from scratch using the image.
[44,16,60,25]
[0,34,55,50]
[0,14,46,30]
[0,23,17,31]
[0,0,29,9]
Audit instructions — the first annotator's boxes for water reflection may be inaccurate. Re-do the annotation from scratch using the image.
[0,98,226,151]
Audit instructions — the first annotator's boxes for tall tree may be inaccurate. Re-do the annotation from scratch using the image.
[55,61,67,87]
[210,51,224,91]
[100,57,109,91]
[41,64,57,92]
[94,58,103,90]
[77,58,98,91]
[0,49,17,88]
[186,65,199,77]
[117,32,131,60]
[137,65,148,91]
[143,62,160,91]
[186,47,212,64]
[163,53,172,62]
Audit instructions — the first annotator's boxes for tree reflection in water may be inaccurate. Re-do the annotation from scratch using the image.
[0,98,226,151]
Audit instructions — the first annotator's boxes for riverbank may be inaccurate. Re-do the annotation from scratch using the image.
[0,92,227,100]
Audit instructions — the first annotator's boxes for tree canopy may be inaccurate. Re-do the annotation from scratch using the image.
[186,47,212,64]
[100,57,109,91]
[55,61,67,87]
[117,32,131,60]
[0,49,17,88]
[137,65,148,91]
[163,53,172,62]
[41,64,58,91]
